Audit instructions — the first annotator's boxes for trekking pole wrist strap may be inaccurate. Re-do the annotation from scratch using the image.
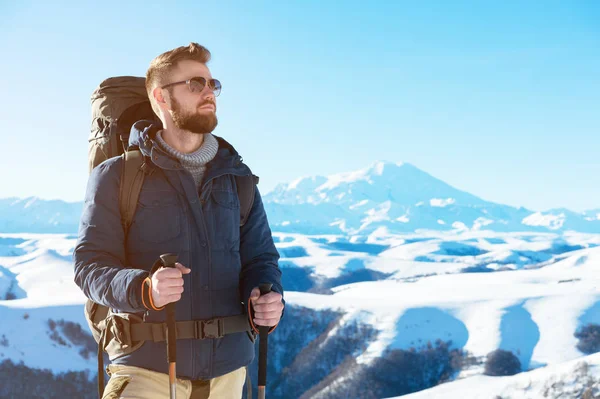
[247,301,278,335]
[141,276,164,311]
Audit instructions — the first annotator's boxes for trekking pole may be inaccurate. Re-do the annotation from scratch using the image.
[257,283,273,399]
[160,253,179,399]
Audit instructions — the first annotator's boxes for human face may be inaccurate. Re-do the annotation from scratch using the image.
[164,60,218,134]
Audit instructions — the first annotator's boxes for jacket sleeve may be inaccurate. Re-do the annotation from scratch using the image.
[73,158,150,313]
[239,185,285,330]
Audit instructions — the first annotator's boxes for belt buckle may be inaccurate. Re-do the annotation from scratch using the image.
[201,319,224,339]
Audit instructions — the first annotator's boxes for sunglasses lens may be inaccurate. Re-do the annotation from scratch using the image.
[210,79,222,96]
[186,77,221,96]
[188,77,207,93]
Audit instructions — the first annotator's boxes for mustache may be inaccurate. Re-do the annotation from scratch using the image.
[199,100,216,108]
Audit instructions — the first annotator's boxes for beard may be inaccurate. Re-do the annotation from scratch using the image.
[170,96,218,134]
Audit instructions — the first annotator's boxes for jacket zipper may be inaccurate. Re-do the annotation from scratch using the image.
[188,193,195,380]
[167,167,200,379]
[198,188,213,378]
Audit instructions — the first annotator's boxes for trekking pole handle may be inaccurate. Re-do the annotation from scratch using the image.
[259,283,272,296]
[160,253,179,368]
[257,283,272,399]
[257,283,272,339]
[160,253,178,269]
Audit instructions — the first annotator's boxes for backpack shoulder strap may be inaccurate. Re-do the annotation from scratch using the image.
[119,147,146,233]
[235,174,259,227]
[93,148,144,399]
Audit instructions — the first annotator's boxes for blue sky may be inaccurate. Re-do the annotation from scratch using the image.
[1,1,599,211]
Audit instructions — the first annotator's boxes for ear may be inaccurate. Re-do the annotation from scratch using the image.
[152,86,167,105]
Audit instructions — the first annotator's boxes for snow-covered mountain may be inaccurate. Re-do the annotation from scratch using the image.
[2,161,599,235]
[263,161,600,235]
[267,161,486,206]
[0,197,82,234]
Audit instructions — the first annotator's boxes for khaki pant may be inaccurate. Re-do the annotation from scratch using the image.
[102,364,247,399]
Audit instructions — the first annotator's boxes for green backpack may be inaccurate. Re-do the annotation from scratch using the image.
[86,76,258,398]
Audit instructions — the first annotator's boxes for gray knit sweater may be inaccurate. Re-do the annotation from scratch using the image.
[155,131,219,189]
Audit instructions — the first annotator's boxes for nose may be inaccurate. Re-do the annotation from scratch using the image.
[202,87,216,103]
[200,90,216,110]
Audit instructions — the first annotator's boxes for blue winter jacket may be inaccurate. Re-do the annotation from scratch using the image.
[73,120,284,380]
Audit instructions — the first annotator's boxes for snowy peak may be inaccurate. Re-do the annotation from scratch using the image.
[264,160,486,207]
[10,197,40,208]
[271,176,328,199]
[315,160,407,191]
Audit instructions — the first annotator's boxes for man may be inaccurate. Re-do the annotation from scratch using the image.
[74,42,284,399]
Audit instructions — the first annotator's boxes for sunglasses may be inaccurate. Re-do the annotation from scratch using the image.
[161,77,222,97]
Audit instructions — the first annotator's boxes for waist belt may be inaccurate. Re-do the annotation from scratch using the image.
[130,314,252,343]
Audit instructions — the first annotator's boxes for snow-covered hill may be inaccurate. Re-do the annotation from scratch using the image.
[1,230,600,398]
[399,353,600,399]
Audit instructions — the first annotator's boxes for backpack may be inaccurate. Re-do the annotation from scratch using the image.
[86,76,258,398]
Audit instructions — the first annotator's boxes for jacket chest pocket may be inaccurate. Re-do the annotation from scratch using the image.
[129,190,182,244]
[205,177,240,250]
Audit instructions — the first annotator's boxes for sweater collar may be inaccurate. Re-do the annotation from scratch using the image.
[130,120,252,178]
